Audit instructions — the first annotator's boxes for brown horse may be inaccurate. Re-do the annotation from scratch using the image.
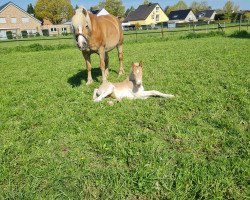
[72,7,124,85]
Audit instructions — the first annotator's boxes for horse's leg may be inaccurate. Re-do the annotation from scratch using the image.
[82,52,93,85]
[99,47,107,83]
[105,52,109,77]
[117,44,125,76]
[137,90,175,99]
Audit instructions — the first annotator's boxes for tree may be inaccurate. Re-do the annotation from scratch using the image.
[97,0,125,17]
[27,3,34,14]
[75,4,79,9]
[165,0,188,15]
[34,0,74,24]
[143,0,149,5]
[125,6,135,17]
[223,0,239,21]
[191,0,210,13]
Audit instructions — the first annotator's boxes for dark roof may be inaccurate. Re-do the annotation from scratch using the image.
[0,1,11,12]
[195,10,216,18]
[0,1,41,23]
[168,9,192,20]
[91,9,101,15]
[124,3,159,22]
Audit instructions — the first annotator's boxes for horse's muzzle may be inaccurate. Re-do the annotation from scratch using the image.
[76,33,88,51]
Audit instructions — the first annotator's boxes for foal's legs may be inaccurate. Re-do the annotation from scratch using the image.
[82,52,93,85]
[117,44,125,76]
[93,85,115,102]
[138,90,175,99]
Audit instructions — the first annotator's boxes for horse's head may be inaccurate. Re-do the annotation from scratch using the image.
[130,61,143,86]
[72,7,92,51]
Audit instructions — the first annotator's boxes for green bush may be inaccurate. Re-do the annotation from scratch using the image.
[42,29,49,36]
[36,32,40,37]
[181,31,225,39]
[230,30,250,38]
[21,30,28,38]
[6,31,13,39]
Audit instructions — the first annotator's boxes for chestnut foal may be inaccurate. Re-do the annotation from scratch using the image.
[93,62,174,102]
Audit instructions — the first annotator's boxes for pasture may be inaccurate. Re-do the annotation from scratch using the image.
[0,30,249,199]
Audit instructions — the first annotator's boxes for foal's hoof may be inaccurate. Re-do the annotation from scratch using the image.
[86,80,93,85]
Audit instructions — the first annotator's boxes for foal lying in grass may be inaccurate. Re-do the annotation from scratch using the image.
[93,62,174,102]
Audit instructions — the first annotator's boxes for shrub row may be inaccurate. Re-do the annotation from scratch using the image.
[181,31,225,39]
[0,43,75,54]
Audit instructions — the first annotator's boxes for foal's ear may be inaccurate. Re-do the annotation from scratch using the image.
[139,61,143,67]
[82,7,88,16]
[131,62,135,67]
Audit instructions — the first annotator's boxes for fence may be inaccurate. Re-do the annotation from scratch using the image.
[123,20,250,42]
[0,20,249,43]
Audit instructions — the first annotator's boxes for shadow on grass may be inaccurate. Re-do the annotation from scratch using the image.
[67,68,101,87]
[67,68,119,87]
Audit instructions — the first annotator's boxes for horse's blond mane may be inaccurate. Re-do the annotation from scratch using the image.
[72,6,91,28]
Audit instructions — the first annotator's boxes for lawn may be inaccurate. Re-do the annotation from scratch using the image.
[0,31,249,199]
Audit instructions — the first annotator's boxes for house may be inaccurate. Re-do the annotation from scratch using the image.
[41,19,72,36]
[90,8,109,16]
[0,1,42,39]
[123,3,169,27]
[195,10,216,22]
[168,9,197,23]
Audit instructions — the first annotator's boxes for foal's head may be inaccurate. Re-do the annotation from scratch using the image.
[129,62,143,86]
[72,7,92,51]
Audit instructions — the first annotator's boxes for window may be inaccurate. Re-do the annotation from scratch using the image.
[11,18,17,23]
[156,14,159,21]
[156,7,159,13]
[173,15,178,18]
[151,14,154,19]
[62,27,67,32]
[22,17,29,23]
[199,13,205,18]
[50,28,57,32]
[0,18,6,23]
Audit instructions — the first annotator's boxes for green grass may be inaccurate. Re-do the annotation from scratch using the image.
[0,31,249,199]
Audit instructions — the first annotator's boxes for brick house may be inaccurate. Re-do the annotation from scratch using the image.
[41,19,72,36]
[0,1,42,39]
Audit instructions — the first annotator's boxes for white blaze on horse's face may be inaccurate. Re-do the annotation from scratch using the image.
[77,25,88,50]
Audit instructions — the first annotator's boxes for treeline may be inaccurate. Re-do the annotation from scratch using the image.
[27,0,249,25]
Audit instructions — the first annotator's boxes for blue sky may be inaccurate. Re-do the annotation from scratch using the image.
[2,0,250,10]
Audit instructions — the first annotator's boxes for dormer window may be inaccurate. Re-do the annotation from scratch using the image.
[173,15,178,18]
[199,12,205,18]
[156,7,159,13]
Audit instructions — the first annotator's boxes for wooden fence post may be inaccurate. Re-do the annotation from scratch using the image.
[239,14,242,31]
[135,29,138,42]
[161,22,164,38]
[248,18,249,31]
[193,21,195,33]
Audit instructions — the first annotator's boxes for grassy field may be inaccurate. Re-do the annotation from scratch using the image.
[0,31,249,199]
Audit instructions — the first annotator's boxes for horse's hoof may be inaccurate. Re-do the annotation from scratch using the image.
[86,80,93,85]
[118,71,125,76]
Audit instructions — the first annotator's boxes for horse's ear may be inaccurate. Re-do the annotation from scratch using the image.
[73,10,76,15]
[131,62,135,67]
[82,8,88,16]
[139,61,143,67]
